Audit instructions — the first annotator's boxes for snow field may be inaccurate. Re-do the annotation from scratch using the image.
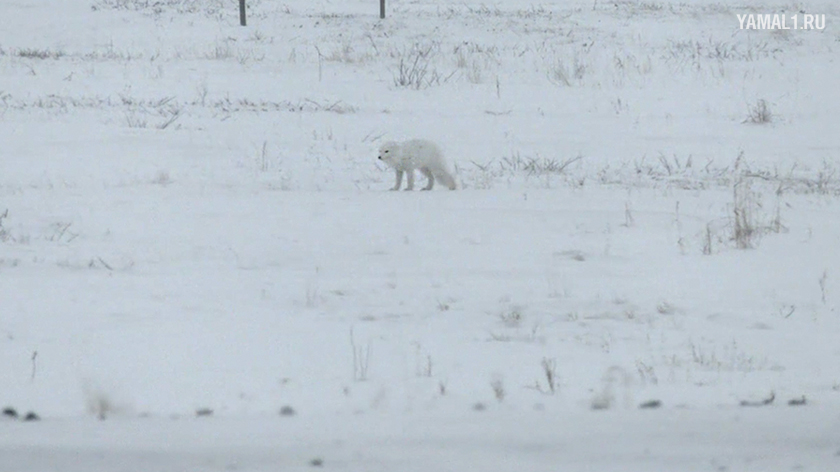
[1,0,840,470]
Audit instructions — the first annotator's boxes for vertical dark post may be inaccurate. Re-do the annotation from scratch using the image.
[239,0,247,26]
[379,0,385,19]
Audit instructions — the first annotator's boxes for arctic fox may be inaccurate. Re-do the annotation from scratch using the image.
[378,139,457,191]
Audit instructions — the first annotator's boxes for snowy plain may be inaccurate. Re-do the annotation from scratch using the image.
[1,0,840,470]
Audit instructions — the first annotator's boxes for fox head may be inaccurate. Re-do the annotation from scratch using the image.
[377,141,399,164]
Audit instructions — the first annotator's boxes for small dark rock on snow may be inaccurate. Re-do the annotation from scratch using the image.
[788,396,807,406]
[2,407,18,419]
[309,457,324,467]
[279,405,296,417]
[23,411,40,421]
[740,391,775,407]
[639,400,662,409]
[195,408,214,417]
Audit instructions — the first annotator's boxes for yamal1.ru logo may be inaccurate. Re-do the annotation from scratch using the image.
[738,12,826,30]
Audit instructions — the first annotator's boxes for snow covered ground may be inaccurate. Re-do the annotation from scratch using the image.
[1,0,840,470]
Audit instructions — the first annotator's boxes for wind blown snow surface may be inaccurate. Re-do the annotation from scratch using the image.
[1,0,839,470]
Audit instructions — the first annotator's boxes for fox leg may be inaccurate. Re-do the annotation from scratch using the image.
[405,170,415,190]
[391,170,403,191]
[420,168,435,190]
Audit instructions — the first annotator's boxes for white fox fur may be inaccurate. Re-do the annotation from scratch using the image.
[377,139,457,191]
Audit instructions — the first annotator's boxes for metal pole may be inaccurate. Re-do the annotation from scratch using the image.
[239,0,247,26]
[380,0,385,19]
